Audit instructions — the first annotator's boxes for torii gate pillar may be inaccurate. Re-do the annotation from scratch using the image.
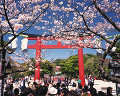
[78,48,85,86]
[35,37,41,81]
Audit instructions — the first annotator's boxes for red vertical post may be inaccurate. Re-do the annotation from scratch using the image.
[35,37,41,81]
[78,48,85,86]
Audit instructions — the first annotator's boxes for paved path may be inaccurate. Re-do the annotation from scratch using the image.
[86,79,116,96]
[68,79,116,96]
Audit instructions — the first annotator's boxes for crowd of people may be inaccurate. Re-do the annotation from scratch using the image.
[3,75,113,96]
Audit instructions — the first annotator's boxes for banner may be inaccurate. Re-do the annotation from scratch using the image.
[8,36,18,49]
[21,38,28,52]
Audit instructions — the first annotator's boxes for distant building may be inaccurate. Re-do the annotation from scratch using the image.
[54,66,61,75]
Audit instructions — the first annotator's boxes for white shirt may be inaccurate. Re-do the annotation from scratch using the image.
[71,79,75,84]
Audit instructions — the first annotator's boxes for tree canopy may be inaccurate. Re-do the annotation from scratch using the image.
[56,54,111,78]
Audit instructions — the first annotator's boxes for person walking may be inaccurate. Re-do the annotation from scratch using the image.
[77,78,82,86]
[92,75,95,84]
[75,83,82,96]
[13,88,20,96]
[65,78,69,88]
[107,87,113,96]
[23,78,25,87]
[71,78,75,86]
[48,77,51,84]
[87,77,92,87]
[89,82,97,96]
[44,77,48,86]
[58,77,61,84]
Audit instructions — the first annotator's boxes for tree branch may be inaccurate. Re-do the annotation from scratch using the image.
[3,0,15,35]
[93,0,120,32]
[2,3,49,49]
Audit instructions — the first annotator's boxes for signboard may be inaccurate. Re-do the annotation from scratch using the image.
[55,72,61,75]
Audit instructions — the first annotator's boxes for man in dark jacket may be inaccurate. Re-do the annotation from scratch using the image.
[58,77,61,84]
[89,82,97,96]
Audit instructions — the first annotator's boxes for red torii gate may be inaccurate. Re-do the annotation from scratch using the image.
[27,34,92,86]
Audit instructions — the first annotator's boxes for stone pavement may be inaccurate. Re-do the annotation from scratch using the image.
[68,79,116,96]
[86,79,116,96]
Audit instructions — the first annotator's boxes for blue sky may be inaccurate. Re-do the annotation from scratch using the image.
[43,48,96,61]
[28,48,96,61]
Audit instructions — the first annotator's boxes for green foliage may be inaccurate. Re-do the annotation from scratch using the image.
[12,72,22,79]
[53,58,62,66]
[9,53,111,79]
[21,58,36,76]
[84,54,111,76]
[11,58,55,77]
[24,70,34,76]
[56,54,110,77]
[59,55,79,78]
[84,55,100,75]
[30,58,36,66]
[41,60,54,76]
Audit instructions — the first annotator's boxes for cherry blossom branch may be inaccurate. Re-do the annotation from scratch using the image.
[82,14,112,44]
[3,0,15,35]
[6,0,17,8]
[93,0,120,32]
[17,5,49,34]
[65,2,112,45]
[0,28,4,47]
[0,60,42,79]
[0,69,27,79]
[1,30,10,36]
[102,35,120,60]
[0,12,5,16]
[8,2,32,20]
[57,14,72,29]
[69,2,112,44]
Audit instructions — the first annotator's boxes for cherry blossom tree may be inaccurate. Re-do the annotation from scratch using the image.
[0,0,120,95]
